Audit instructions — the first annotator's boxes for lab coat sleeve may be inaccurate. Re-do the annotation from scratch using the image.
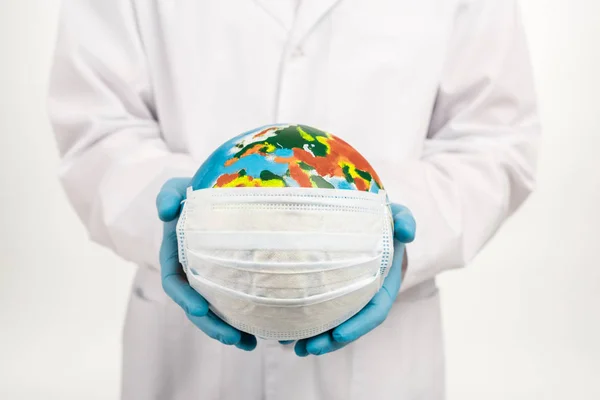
[391,0,541,291]
[48,0,196,268]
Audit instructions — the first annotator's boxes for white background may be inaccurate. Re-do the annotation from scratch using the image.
[1,0,599,399]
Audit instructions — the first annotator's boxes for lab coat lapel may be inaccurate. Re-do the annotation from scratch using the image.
[291,0,343,46]
[253,0,293,31]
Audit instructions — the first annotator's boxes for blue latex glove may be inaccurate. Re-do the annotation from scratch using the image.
[156,177,257,351]
[290,203,416,356]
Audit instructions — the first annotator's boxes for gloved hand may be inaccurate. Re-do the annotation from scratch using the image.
[157,177,257,351]
[290,203,416,356]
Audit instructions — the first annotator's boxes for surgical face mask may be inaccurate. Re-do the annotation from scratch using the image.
[176,187,394,340]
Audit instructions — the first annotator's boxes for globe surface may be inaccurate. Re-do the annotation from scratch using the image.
[191,124,384,192]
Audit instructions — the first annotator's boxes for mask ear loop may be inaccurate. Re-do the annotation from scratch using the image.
[180,186,194,205]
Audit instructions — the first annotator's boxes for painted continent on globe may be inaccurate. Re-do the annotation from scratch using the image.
[193,124,384,192]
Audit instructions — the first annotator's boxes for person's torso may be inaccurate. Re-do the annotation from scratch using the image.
[134,0,458,193]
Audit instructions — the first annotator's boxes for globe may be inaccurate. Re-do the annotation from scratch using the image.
[191,124,384,192]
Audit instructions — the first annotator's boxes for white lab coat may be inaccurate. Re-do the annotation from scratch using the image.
[48,0,540,399]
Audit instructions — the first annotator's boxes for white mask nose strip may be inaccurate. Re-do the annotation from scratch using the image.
[177,186,394,340]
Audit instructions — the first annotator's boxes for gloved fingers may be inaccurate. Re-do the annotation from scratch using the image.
[235,333,258,351]
[389,202,407,216]
[305,331,347,356]
[160,220,181,278]
[160,220,208,317]
[294,339,310,357]
[162,274,209,317]
[331,299,387,345]
[156,177,190,222]
[279,340,295,345]
[187,310,243,346]
[332,241,404,344]
[390,203,416,243]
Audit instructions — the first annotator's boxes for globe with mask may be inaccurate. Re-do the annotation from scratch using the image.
[177,124,394,340]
